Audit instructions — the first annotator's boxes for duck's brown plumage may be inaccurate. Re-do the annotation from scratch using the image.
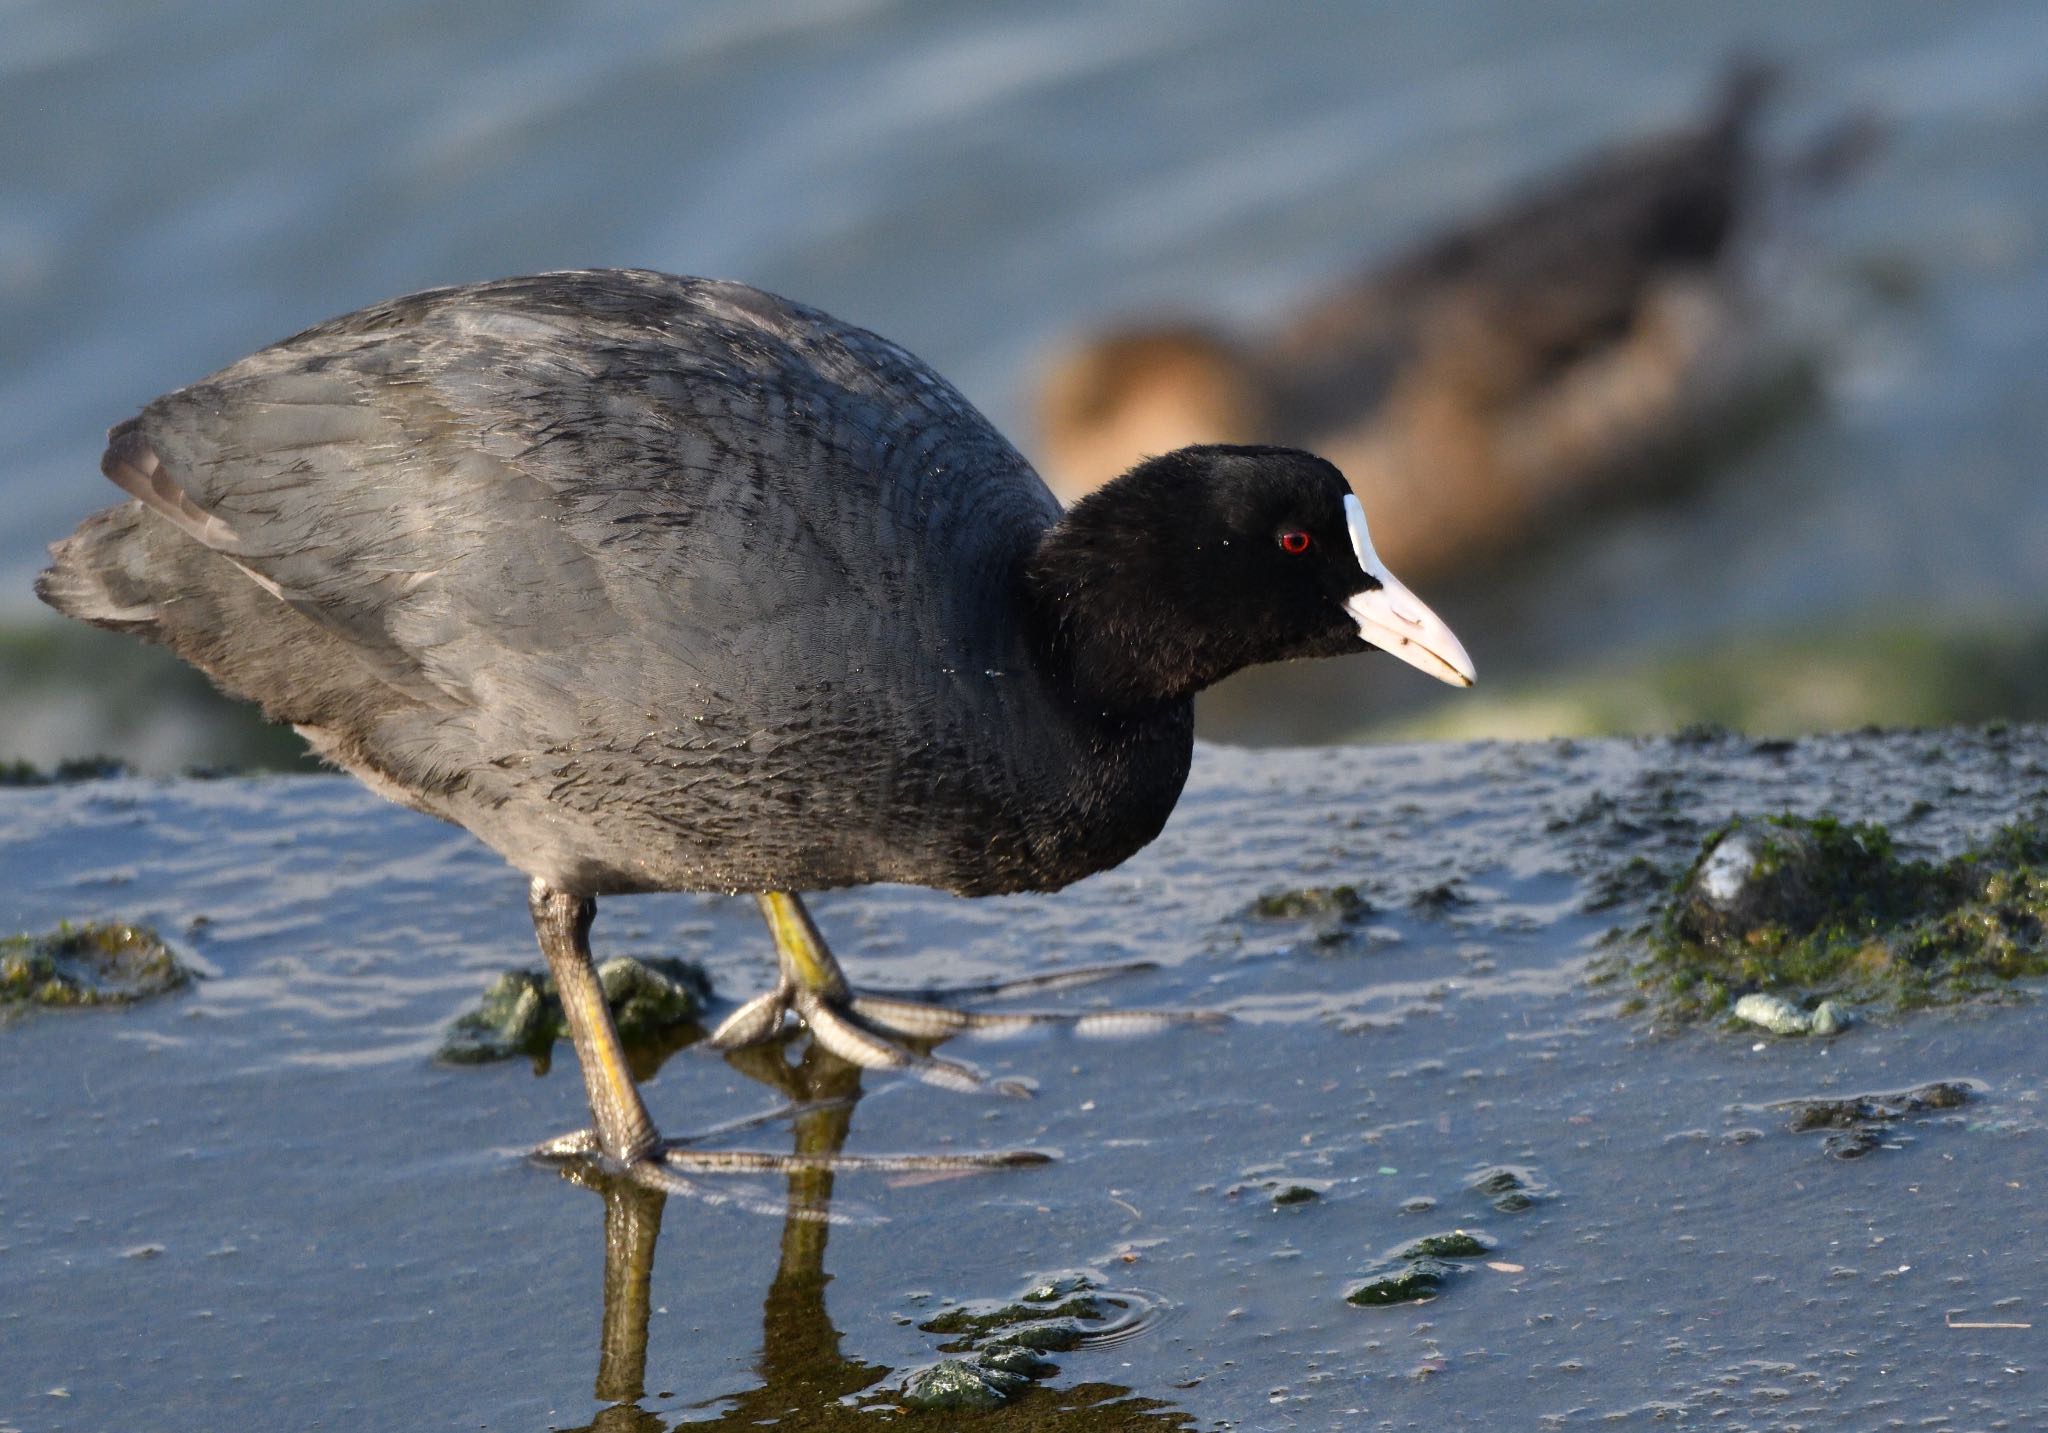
[1036,63,1858,578]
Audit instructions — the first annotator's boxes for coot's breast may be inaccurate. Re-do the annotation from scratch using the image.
[129,271,1190,895]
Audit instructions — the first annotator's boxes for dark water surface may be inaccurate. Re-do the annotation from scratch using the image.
[3,732,2043,1428]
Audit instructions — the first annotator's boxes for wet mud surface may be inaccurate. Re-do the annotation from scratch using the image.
[1,730,2042,1429]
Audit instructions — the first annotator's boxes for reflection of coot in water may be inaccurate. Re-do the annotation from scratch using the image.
[555,1045,1190,1428]
[37,269,1471,1181]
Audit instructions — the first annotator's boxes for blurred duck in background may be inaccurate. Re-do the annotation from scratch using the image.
[1034,62,1879,581]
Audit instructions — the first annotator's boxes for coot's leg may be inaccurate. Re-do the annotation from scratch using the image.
[751,890,1015,1094]
[531,881,1051,1195]
[530,879,661,1165]
[706,891,1215,1094]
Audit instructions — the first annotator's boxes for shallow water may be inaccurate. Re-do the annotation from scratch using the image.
[8,2,2048,764]
[3,731,2043,1428]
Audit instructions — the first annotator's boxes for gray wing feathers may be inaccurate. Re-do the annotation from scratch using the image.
[102,423,243,550]
[101,271,1057,751]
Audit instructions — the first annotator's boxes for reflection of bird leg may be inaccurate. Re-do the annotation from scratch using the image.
[596,1177,666,1405]
[756,1044,882,1400]
[770,1048,860,1383]
[552,1160,669,1433]
[548,1046,881,1432]
[555,1044,1191,1429]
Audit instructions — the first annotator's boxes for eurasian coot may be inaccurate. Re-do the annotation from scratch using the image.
[38,270,1472,1180]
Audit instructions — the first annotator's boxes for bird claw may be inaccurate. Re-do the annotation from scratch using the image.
[704,977,1031,1095]
[532,1119,1050,1222]
[707,986,791,1049]
[707,963,1214,1098]
[796,987,1024,1096]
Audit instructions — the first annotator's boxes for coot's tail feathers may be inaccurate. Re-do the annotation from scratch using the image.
[38,425,423,736]
[36,420,255,638]
[35,503,163,637]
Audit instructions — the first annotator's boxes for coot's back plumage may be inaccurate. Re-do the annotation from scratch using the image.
[46,271,1191,897]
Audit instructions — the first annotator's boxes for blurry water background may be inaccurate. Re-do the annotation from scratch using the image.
[5,0,2048,768]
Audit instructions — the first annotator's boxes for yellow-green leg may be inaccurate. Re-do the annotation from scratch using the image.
[706,890,1210,1096]
[528,879,660,1166]
[706,892,1011,1093]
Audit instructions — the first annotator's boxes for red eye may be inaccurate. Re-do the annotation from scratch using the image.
[1278,530,1312,555]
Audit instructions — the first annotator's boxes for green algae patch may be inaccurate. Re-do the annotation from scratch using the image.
[1348,1229,1503,1309]
[1247,884,1373,946]
[1620,814,2048,1022]
[1397,1229,1496,1260]
[1250,885,1369,921]
[1467,1165,1551,1214]
[438,956,710,1070]
[0,922,192,1010]
[897,1271,1160,1411]
[1746,1081,1977,1161]
[1346,1256,1456,1307]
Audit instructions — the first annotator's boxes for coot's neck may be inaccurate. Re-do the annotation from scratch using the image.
[1020,466,1249,717]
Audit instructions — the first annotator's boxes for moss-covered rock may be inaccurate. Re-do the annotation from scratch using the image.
[920,1298,1104,1343]
[1348,1228,1503,1309]
[979,1319,1089,1354]
[1759,1081,1975,1161]
[897,1357,1028,1411]
[1777,1080,1973,1132]
[974,1343,1059,1379]
[891,1270,1156,1408]
[1622,814,2048,1021]
[437,956,710,1067]
[1397,1229,1496,1260]
[0,922,191,1009]
[1467,1165,1551,1214]
[1020,1272,1097,1304]
[0,756,131,786]
[1251,884,1369,920]
[916,1269,1157,1366]
[1225,1174,1332,1207]
[1346,1256,1456,1307]
[1248,884,1373,946]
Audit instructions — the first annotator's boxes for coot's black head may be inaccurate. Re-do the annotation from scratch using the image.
[1025,444,1475,714]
